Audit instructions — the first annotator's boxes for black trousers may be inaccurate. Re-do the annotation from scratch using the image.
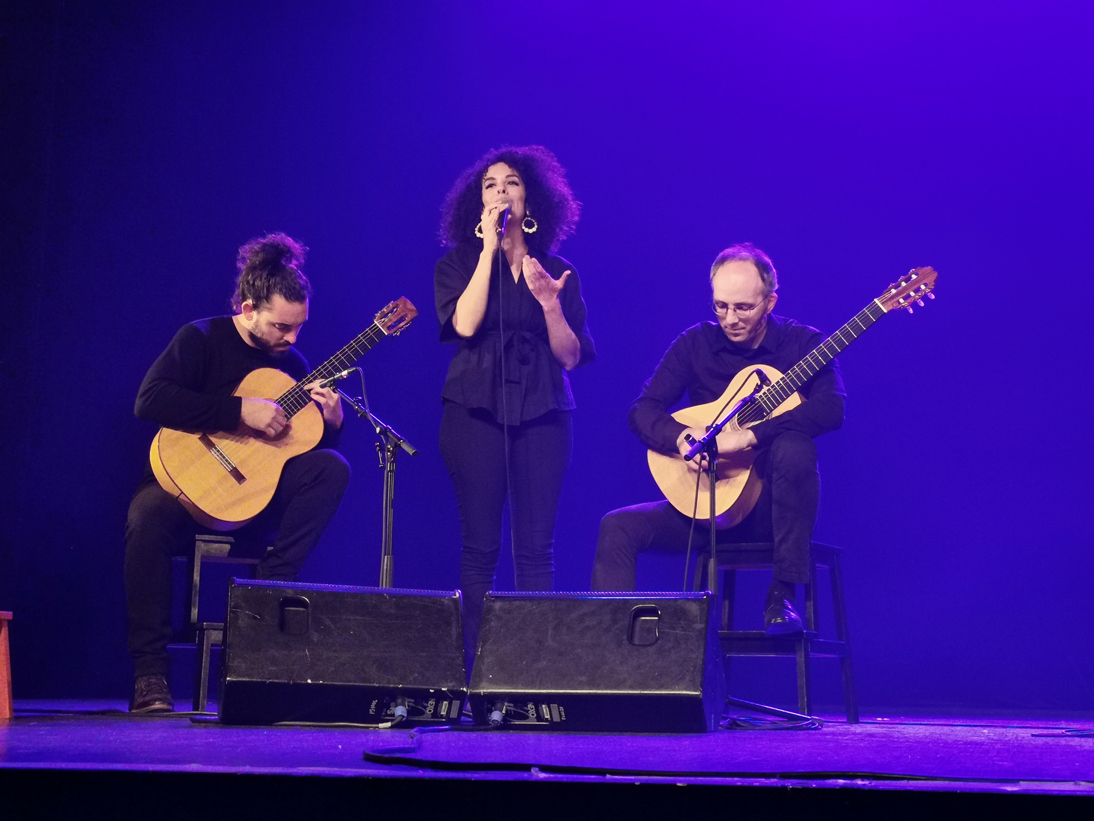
[591,432,819,591]
[124,449,350,678]
[440,403,572,665]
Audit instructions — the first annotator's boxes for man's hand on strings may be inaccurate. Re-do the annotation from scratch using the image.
[715,427,757,454]
[241,398,288,438]
[676,424,757,471]
[306,382,344,428]
[677,426,710,472]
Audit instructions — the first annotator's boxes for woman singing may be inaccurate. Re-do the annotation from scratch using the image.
[435,146,595,664]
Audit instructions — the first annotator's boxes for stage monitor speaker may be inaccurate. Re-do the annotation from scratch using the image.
[219,579,466,726]
[469,592,725,733]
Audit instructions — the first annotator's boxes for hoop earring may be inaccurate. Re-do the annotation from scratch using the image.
[474,222,484,238]
[522,214,538,234]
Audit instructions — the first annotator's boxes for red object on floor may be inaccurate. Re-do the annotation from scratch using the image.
[0,611,11,720]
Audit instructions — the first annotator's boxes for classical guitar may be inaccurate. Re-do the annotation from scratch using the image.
[150,298,417,531]
[648,268,938,524]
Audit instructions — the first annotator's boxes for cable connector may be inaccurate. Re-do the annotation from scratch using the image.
[378,697,409,729]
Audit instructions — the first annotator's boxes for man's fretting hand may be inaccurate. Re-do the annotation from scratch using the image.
[241,398,288,438]
[306,382,344,428]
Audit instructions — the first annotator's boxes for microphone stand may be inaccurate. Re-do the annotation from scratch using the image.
[683,374,817,725]
[336,383,418,588]
[684,380,766,600]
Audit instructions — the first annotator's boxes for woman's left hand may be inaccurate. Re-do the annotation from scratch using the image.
[522,255,582,370]
[522,256,570,308]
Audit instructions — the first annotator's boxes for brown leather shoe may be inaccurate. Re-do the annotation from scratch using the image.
[129,674,174,713]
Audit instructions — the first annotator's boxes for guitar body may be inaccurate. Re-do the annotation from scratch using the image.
[150,368,324,531]
[647,364,801,526]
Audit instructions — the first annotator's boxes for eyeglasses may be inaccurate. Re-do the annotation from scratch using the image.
[711,299,766,318]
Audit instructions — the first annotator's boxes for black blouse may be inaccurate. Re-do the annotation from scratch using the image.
[434,242,595,425]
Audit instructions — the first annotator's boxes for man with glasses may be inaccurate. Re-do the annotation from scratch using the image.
[591,243,845,633]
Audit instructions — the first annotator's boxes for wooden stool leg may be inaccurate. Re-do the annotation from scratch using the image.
[194,627,215,712]
[190,544,206,633]
[830,552,859,722]
[721,569,737,630]
[720,569,737,689]
[796,636,812,716]
[0,613,12,720]
[805,562,819,631]
[840,656,859,723]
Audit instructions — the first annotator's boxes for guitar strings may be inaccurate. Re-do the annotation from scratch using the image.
[735,301,882,428]
[274,319,386,417]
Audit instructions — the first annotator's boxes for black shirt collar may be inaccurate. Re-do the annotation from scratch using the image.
[708,312,786,355]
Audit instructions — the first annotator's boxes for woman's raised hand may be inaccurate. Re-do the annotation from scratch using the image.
[522,255,570,308]
[479,201,509,254]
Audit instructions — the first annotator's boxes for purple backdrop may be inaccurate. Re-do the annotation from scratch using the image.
[4,0,1092,713]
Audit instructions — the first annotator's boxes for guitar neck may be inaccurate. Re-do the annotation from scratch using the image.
[739,298,888,425]
[275,322,388,419]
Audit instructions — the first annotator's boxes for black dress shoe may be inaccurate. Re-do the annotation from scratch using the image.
[764,597,804,635]
[130,674,174,714]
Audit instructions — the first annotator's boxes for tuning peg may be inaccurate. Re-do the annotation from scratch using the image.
[905,305,914,314]
[927,292,936,299]
[917,299,924,306]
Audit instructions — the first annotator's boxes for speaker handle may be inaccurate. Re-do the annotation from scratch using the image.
[278,596,311,636]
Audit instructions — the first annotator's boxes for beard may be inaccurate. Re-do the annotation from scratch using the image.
[247,328,290,357]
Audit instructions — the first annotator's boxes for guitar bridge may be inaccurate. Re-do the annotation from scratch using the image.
[199,434,247,485]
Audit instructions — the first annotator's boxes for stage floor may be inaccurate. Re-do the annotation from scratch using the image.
[2,701,1093,818]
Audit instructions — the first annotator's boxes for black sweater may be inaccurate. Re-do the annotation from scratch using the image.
[135,316,340,454]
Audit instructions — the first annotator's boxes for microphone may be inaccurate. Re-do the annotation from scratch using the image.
[753,369,771,388]
[316,368,357,389]
[498,199,511,233]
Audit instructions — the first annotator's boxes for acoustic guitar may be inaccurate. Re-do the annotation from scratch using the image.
[150,298,417,530]
[648,268,937,525]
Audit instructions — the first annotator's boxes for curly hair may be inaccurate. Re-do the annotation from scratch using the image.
[439,145,580,253]
[230,232,312,311]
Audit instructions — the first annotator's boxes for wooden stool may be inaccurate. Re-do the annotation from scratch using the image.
[170,536,270,711]
[0,611,12,720]
[694,542,859,722]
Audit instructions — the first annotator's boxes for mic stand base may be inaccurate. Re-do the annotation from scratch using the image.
[724,695,819,725]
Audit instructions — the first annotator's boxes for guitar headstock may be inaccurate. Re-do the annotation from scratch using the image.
[877,267,938,314]
[374,297,418,336]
